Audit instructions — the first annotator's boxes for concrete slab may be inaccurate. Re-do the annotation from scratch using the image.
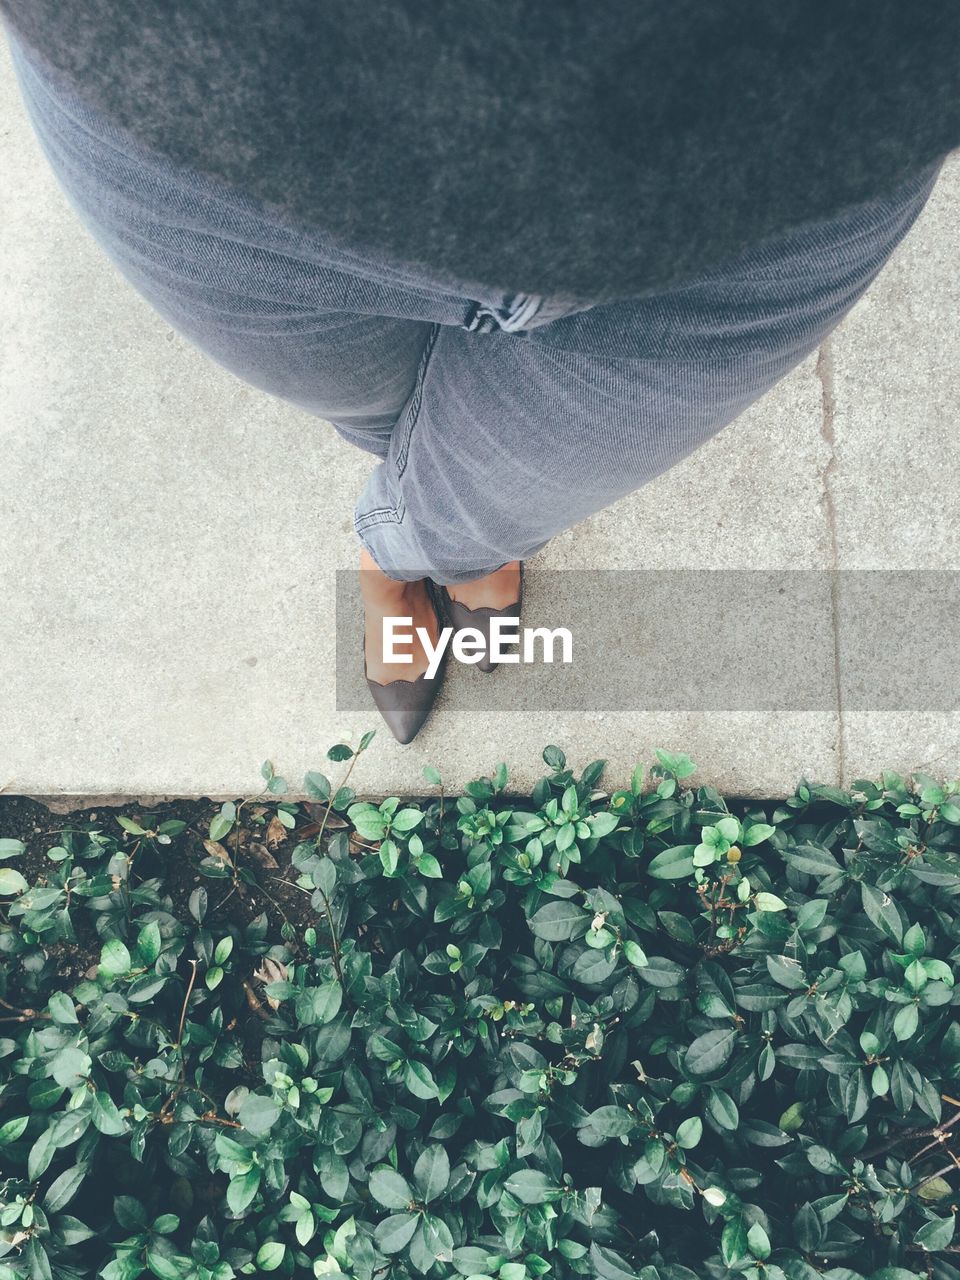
[1,30,955,799]
[823,154,960,785]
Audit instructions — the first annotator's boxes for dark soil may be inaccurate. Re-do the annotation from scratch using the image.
[0,792,335,983]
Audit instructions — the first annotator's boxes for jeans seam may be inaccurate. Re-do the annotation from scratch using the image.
[353,322,439,533]
[394,322,440,479]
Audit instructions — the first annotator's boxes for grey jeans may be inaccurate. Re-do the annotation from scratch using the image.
[8,29,945,584]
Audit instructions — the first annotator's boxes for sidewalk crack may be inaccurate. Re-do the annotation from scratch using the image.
[815,340,845,787]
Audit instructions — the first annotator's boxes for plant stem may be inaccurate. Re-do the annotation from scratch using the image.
[177,960,198,1054]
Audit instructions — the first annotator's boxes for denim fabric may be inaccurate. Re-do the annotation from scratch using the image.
[7,29,945,585]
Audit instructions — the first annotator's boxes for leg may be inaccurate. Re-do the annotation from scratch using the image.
[5,26,468,731]
[6,31,435,460]
[355,156,946,583]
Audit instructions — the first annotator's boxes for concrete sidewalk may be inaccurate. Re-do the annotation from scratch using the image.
[2,33,959,801]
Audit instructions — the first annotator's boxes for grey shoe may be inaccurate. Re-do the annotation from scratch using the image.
[363,580,447,744]
[438,562,524,673]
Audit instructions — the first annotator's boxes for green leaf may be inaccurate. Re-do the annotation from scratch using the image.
[305,771,331,801]
[42,1165,85,1213]
[706,1088,740,1131]
[778,1102,805,1132]
[582,1106,636,1138]
[894,1002,919,1041]
[213,935,233,966]
[918,1178,953,1203]
[755,892,787,912]
[676,1116,702,1149]
[99,937,132,979]
[722,1219,749,1267]
[374,1214,419,1254]
[588,812,620,839]
[238,1094,280,1137]
[391,808,424,833]
[416,853,443,879]
[742,823,776,847]
[209,810,234,841]
[636,956,686,988]
[504,1169,559,1205]
[0,1115,28,1144]
[28,1128,58,1181]
[453,1247,500,1276]
[347,802,388,841]
[226,1167,260,1215]
[256,1242,286,1271]
[914,1215,955,1251]
[47,991,79,1025]
[786,844,843,877]
[861,883,904,944]
[379,837,401,876]
[0,867,28,895]
[646,845,697,880]
[589,1243,640,1280]
[114,1197,148,1229]
[807,1145,846,1176]
[413,1145,450,1203]
[369,1168,414,1211]
[793,1203,822,1253]
[295,982,343,1027]
[296,1208,317,1246]
[527,900,590,941]
[872,1272,932,1280]
[147,1251,183,1280]
[766,954,808,990]
[716,816,741,842]
[684,1028,737,1077]
[92,1090,127,1136]
[404,1060,439,1100]
[747,1223,771,1260]
[136,920,162,964]
[51,1046,91,1088]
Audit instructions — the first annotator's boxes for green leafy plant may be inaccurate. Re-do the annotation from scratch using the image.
[1,746,960,1280]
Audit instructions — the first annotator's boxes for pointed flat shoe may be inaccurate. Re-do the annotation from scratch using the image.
[438,562,524,673]
[363,580,447,744]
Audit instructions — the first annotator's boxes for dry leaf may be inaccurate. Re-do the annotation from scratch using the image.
[253,957,288,1010]
[249,841,279,871]
[301,800,349,832]
[265,815,288,850]
[203,839,233,866]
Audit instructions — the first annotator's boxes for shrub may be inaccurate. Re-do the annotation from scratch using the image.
[1,743,960,1280]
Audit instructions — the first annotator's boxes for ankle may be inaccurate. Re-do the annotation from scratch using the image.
[359,552,425,609]
[447,561,521,608]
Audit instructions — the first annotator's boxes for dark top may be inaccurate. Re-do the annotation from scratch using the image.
[3,0,959,305]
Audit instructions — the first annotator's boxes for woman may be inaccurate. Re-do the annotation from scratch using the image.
[2,1,957,742]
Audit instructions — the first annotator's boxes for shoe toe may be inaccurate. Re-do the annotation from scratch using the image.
[366,673,443,744]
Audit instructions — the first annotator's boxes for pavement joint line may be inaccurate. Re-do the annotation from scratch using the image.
[815,338,845,787]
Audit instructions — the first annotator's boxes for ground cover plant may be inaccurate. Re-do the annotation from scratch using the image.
[1,742,960,1280]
